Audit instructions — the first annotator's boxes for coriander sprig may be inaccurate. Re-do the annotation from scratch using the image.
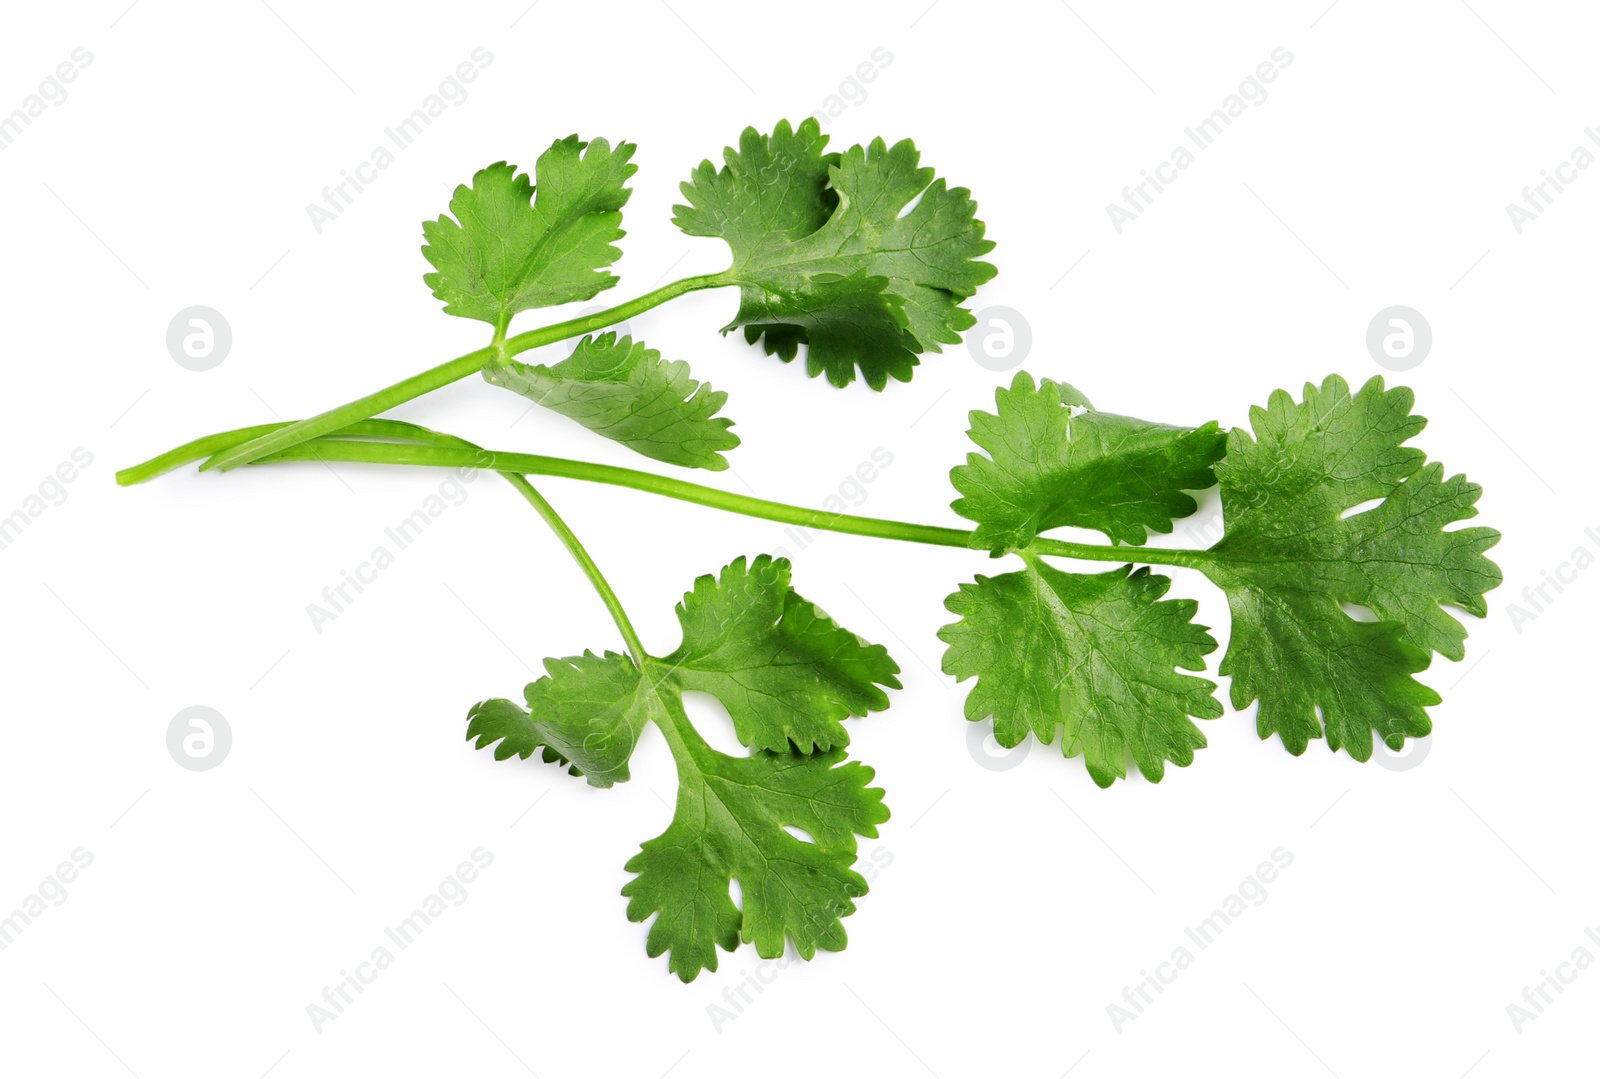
[120,372,1500,977]
[120,370,1501,777]
[118,121,1501,982]
[172,118,993,477]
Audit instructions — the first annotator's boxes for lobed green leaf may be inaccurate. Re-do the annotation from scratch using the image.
[484,333,739,470]
[422,136,635,326]
[940,560,1223,787]
[1204,374,1502,759]
[676,119,996,389]
[952,372,1227,551]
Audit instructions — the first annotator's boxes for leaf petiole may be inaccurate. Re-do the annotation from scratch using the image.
[266,436,981,549]
[118,416,1218,570]
[290,419,651,667]
[500,471,649,667]
[195,271,731,474]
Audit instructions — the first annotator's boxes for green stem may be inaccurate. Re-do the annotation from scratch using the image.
[1028,537,1211,570]
[118,419,444,486]
[648,689,707,775]
[268,438,978,549]
[499,272,727,357]
[119,419,1216,572]
[197,346,497,473]
[303,421,649,666]
[499,472,649,667]
[237,427,1215,569]
[197,272,729,474]
[117,421,290,485]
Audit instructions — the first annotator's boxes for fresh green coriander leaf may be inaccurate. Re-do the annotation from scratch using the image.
[483,333,739,470]
[1211,583,1438,759]
[422,136,635,327]
[661,554,901,753]
[728,269,917,388]
[673,118,839,262]
[465,650,656,788]
[939,559,1223,787]
[675,119,996,389]
[1204,374,1502,759]
[951,372,1228,551]
[465,556,896,980]
[623,696,888,982]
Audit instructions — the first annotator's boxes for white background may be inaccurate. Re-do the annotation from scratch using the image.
[0,1,1593,1075]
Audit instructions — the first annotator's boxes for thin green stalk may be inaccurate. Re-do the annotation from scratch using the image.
[119,418,1215,571]
[267,438,978,549]
[649,689,708,776]
[316,421,649,666]
[251,428,1215,569]
[119,419,439,486]
[499,272,728,356]
[499,472,648,667]
[198,272,729,474]
[197,346,497,473]
[1028,537,1211,570]
[117,421,290,485]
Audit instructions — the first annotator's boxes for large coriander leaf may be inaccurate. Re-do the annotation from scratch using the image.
[675,119,996,389]
[464,556,896,980]
[952,372,1227,551]
[622,699,889,982]
[1203,374,1502,759]
[422,136,635,326]
[660,554,900,753]
[483,333,739,470]
[465,650,657,788]
[939,559,1222,787]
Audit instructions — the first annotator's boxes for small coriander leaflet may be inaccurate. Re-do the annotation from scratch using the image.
[422,136,636,327]
[952,372,1228,551]
[663,554,901,753]
[940,559,1223,787]
[484,333,739,470]
[624,701,888,983]
[466,650,650,787]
